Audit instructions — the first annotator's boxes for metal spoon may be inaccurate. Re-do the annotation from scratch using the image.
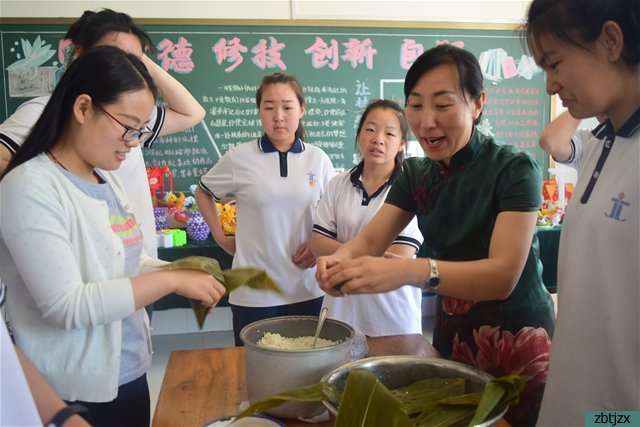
[312,307,329,349]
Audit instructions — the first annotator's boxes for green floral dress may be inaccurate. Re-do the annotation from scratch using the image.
[386,129,555,427]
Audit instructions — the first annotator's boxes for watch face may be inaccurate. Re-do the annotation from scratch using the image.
[428,277,440,288]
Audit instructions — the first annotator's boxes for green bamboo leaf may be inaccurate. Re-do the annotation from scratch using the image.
[221,268,284,295]
[392,378,466,415]
[234,382,331,421]
[336,370,413,427]
[468,374,526,426]
[189,299,209,329]
[162,256,225,282]
[161,257,283,329]
[434,391,483,406]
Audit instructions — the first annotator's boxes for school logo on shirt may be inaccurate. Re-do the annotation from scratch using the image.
[307,171,316,187]
[604,192,629,222]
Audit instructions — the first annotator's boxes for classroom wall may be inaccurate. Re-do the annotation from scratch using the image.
[0,0,533,23]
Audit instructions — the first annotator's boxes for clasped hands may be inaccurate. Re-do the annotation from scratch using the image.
[315,252,410,297]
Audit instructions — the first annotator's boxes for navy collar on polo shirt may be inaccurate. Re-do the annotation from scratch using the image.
[257,134,305,177]
[581,107,640,203]
[593,107,640,140]
[349,159,403,206]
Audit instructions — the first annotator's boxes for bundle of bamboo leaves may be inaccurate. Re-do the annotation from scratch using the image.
[234,370,525,427]
[161,256,283,328]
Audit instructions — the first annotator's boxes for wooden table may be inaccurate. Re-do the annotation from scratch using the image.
[152,334,438,427]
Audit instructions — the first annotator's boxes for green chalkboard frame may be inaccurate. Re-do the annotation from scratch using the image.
[1,18,550,192]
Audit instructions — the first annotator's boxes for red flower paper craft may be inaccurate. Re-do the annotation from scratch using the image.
[452,325,551,385]
[442,296,478,315]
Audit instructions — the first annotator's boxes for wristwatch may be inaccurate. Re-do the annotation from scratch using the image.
[425,258,440,292]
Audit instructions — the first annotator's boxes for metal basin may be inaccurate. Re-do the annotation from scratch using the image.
[240,315,354,419]
[321,355,508,427]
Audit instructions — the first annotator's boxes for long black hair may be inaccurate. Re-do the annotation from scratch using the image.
[2,46,157,179]
[66,8,154,54]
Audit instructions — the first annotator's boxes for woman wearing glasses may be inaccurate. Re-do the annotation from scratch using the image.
[0,46,225,427]
[0,9,205,260]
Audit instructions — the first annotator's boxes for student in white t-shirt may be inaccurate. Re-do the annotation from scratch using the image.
[196,72,334,345]
[526,0,640,424]
[311,99,423,336]
[0,9,205,259]
[539,110,607,173]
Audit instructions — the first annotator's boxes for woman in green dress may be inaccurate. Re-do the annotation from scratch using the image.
[315,44,555,427]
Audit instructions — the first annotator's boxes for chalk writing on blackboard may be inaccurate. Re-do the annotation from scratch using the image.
[1,22,550,191]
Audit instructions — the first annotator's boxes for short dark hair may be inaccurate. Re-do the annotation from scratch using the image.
[256,72,307,141]
[404,44,484,124]
[2,46,157,179]
[355,99,408,165]
[524,0,640,66]
[65,8,154,53]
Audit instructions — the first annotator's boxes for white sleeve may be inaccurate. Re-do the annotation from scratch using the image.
[143,106,165,148]
[312,173,341,239]
[0,96,48,154]
[198,146,237,200]
[1,168,135,330]
[557,128,588,171]
[392,215,424,253]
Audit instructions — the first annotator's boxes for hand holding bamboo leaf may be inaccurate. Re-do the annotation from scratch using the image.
[161,256,283,328]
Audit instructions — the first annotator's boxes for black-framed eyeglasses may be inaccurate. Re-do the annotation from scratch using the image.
[97,105,153,144]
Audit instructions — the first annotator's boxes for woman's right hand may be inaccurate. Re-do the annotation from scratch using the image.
[173,270,227,308]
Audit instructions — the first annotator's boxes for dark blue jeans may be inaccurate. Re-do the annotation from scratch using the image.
[231,296,324,346]
[67,373,150,427]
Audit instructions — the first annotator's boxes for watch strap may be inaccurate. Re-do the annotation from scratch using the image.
[425,258,440,291]
[46,404,90,427]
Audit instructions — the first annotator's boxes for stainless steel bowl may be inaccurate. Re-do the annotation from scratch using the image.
[320,355,507,427]
[240,315,354,419]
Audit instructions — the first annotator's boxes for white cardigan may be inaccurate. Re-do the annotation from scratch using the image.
[0,154,166,402]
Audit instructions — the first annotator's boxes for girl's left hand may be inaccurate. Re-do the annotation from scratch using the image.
[292,240,317,269]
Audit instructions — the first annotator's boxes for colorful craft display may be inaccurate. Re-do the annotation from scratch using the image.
[216,202,237,236]
[539,178,574,226]
[148,172,236,242]
[146,166,173,207]
[186,211,210,241]
[153,207,169,231]
[156,229,187,248]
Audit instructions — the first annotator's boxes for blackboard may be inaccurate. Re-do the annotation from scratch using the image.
[0,19,550,192]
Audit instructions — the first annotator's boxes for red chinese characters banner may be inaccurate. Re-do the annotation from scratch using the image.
[0,21,550,191]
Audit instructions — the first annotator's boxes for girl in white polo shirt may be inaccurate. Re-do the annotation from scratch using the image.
[526,0,640,424]
[196,72,334,345]
[311,99,423,336]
